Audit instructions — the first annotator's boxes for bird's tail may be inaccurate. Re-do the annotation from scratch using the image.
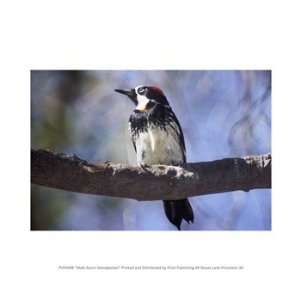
[163,199,194,230]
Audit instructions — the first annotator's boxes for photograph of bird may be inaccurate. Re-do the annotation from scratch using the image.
[115,85,194,230]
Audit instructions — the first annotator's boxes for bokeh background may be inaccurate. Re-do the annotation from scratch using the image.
[31,70,271,230]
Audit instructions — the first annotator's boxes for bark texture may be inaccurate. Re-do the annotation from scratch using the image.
[31,149,271,200]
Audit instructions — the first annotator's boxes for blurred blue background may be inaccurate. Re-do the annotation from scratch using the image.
[31,70,271,230]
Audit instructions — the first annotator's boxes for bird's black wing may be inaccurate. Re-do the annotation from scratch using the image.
[166,109,187,163]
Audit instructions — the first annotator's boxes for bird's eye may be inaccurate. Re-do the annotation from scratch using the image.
[137,87,146,95]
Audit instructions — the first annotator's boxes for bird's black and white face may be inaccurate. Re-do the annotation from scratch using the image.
[115,85,169,112]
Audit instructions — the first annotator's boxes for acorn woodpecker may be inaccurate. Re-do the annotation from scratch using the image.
[115,85,194,230]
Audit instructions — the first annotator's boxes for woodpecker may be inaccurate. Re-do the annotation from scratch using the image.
[115,85,194,230]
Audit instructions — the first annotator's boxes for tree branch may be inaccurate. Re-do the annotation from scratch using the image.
[31,149,271,200]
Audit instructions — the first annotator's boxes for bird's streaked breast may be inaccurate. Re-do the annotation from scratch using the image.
[134,122,185,165]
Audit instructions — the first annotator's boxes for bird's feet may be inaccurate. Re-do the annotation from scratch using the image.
[138,162,152,173]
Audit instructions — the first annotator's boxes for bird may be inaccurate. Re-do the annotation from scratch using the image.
[115,85,194,230]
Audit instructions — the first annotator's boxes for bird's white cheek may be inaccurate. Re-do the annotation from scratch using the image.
[136,95,149,112]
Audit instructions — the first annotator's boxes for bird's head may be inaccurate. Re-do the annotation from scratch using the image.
[115,85,169,112]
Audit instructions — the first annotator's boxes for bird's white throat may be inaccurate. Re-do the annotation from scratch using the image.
[136,94,149,112]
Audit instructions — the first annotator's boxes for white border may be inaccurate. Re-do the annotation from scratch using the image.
[1,0,300,299]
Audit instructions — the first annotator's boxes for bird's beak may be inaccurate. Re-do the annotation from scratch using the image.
[115,89,137,105]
